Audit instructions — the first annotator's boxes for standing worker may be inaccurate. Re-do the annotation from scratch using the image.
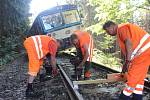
[103,21,150,100]
[24,35,60,97]
[70,30,93,80]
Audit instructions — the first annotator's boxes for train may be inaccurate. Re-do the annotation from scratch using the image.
[28,4,82,49]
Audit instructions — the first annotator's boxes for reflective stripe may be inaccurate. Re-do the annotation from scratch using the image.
[123,90,132,96]
[138,42,150,55]
[134,84,143,94]
[136,84,144,89]
[90,39,93,61]
[123,84,135,96]
[128,87,134,91]
[131,33,150,60]
[125,84,135,91]
[31,36,43,59]
[133,90,143,94]
[144,78,149,81]
[28,72,38,76]
[123,84,144,96]
[37,36,43,58]
[87,35,92,61]
[32,36,40,59]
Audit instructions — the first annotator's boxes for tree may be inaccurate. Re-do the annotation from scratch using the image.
[84,0,135,67]
[87,0,149,67]
[87,0,134,53]
[0,0,31,66]
[88,0,134,34]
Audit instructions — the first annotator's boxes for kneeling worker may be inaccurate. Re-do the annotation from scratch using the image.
[70,30,93,80]
[24,35,60,97]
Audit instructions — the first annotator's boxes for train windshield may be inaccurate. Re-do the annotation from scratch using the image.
[41,9,80,31]
[62,10,80,24]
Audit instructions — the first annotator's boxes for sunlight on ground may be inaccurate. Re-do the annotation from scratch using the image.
[29,0,66,24]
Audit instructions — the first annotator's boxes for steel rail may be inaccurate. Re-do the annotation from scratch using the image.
[57,52,150,97]
[57,64,84,100]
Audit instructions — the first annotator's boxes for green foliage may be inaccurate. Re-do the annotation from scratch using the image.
[93,49,122,68]
[131,1,150,34]
[89,0,134,34]
[93,33,115,50]
[0,0,31,66]
[99,34,115,49]
[87,0,149,67]
[86,0,135,67]
[87,0,136,58]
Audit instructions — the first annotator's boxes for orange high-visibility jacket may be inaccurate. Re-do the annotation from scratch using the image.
[116,23,150,96]
[117,23,150,63]
[74,30,93,62]
[24,35,58,60]
[24,35,58,76]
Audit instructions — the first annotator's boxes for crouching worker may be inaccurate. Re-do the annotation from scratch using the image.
[24,35,60,97]
[70,30,93,80]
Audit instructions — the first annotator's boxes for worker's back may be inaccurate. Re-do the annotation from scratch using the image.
[24,35,56,59]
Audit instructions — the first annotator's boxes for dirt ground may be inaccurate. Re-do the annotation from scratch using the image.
[0,56,149,100]
[0,56,69,100]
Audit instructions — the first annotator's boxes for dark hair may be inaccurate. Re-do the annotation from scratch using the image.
[103,21,116,30]
[70,34,78,42]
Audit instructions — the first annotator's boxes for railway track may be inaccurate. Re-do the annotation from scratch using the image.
[56,53,150,100]
[0,54,149,100]
[57,64,84,100]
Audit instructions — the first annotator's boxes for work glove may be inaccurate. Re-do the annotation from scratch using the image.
[121,60,130,74]
[52,67,58,77]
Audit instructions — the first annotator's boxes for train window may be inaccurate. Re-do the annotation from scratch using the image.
[41,13,63,30]
[62,10,80,24]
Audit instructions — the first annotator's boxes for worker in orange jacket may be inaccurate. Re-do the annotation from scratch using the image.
[103,21,150,100]
[24,35,60,97]
[70,30,93,80]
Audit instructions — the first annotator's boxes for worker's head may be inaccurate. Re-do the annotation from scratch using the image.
[103,21,118,36]
[70,34,80,47]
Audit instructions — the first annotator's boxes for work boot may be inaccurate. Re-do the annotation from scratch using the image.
[26,83,40,97]
[132,93,142,100]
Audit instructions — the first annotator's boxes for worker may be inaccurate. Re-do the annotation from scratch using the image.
[103,21,150,100]
[24,35,60,97]
[70,30,93,80]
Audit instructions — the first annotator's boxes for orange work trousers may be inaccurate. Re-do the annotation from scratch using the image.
[24,40,43,76]
[123,54,150,96]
